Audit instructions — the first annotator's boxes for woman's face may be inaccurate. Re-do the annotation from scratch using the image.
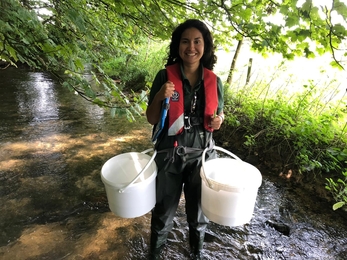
[179,27,204,67]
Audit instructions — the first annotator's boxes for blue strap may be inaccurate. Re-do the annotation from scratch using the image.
[152,97,170,143]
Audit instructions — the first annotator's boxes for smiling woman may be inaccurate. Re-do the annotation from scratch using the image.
[145,19,225,260]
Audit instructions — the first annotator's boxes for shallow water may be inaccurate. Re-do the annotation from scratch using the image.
[0,68,346,260]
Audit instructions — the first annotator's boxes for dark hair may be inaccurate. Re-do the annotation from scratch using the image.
[166,19,217,70]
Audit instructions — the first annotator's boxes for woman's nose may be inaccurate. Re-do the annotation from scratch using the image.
[188,41,194,49]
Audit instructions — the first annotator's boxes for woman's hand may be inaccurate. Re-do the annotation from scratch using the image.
[209,113,224,130]
[157,81,175,100]
[146,81,175,125]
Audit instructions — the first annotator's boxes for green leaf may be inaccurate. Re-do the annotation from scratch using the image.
[332,24,346,36]
[285,17,298,28]
[333,201,345,210]
[7,46,18,61]
[92,98,104,106]
[74,59,84,71]
[85,88,96,99]
[334,0,347,17]
[330,60,344,70]
[297,29,311,41]
[301,0,313,12]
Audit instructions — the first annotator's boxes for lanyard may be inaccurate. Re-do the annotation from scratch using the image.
[190,91,197,114]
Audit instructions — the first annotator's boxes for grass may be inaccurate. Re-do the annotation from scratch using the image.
[215,50,347,211]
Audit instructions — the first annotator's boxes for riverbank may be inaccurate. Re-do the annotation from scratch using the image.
[213,123,344,213]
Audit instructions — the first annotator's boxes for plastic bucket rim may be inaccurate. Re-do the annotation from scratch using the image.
[201,176,260,192]
[201,161,262,190]
[101,152,157,187]
[101,168,157,188]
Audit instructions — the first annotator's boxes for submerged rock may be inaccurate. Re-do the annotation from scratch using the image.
[265,219,290,236]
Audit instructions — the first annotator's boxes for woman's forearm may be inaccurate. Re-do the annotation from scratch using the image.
[146,94,163,125]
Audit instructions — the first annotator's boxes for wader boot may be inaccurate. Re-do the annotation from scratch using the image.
[148,243,163,260]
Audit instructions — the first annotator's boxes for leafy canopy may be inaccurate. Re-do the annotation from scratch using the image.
[1,0,346,113]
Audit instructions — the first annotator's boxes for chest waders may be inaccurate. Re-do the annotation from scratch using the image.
[150,138,216,256]
[150,64,219,258]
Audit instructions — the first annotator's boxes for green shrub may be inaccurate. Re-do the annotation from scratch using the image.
[222,74,347,210]
[326,171,347,210]
[101,39,167,92]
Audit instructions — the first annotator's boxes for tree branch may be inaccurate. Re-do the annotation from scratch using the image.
[326,0,344,70]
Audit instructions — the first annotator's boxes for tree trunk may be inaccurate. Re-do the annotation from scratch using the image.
[226,39,243,85]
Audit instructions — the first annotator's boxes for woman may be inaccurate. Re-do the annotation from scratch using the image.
[146,19,224,260]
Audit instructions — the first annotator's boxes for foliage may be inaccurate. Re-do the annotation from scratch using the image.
[226,81,346,173]
[326,171,347,210]
[101,40,167,92]
[1,0,347,117]
[221,68,347,210]
[191,0,347,69]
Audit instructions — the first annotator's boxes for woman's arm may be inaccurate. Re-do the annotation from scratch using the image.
[146,92,165,125]
[210,76,224,130]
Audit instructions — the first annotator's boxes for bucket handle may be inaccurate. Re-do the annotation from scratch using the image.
[118,148,157,193]
[201,146,241,189]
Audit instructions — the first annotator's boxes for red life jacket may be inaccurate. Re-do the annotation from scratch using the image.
[166,63,218,135]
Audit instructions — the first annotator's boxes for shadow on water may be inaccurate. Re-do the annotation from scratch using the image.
[0,67,346,260]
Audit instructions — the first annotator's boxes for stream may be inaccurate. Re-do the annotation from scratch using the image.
[0,67,346,260]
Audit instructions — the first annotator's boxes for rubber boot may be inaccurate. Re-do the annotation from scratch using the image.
[148,246,162,260]
[148,231,166,260]
[188,225,206,260]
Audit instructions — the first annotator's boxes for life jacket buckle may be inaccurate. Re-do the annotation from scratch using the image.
[184,115,192,129]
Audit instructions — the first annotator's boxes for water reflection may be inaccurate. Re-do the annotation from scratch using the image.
[0,68,347,260]
[23,72,59,122]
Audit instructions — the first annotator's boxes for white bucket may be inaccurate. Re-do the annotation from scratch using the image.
[101,149,157,218]
[200,146,262,227]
